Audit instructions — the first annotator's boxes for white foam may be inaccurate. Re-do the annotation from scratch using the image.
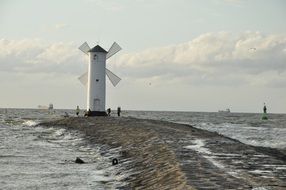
[22,120,38,127]
[249,170,272,174]
[54,128,66,136]
[205,156,225,169]
[276,166,286,170]
[184,139,249,179]
[252,154,269,158]
[227,171,240,178]
[213,153,240,157]
[184,139,212,154]
[184,139,227,169]
[252,187,270,190]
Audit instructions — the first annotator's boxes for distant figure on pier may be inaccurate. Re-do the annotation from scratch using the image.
[107,108,111,116]
[117,107,121,117]
[262,103,268,120]
[84,109,91,117]
[64,112,69,118]
[76,106,80,116]
[263,103,267,114]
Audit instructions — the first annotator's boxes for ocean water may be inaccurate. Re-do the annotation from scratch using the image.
[0,108,285,189]
[124,111,286,149]
[0,108,130,190]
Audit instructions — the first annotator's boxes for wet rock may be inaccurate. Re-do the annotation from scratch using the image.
[75,157,85,164]
[112,158,119,165]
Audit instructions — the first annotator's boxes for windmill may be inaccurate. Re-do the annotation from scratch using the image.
[78,42,122,116]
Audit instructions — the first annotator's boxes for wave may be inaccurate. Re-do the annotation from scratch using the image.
[194,122,286,149]
[22,120,39,127]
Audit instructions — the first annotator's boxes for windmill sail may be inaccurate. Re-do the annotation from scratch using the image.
[78,72,88,86]
[106,42,122,59]
[79,42,90,55]
[78,41,122,87]
[106,68,121,86]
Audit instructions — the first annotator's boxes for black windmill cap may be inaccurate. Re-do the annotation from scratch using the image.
[88,45,108,53]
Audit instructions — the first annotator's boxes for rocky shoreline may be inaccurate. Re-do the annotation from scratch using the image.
[40,117,286,190]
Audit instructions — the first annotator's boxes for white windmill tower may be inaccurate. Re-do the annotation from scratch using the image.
[78,42,122,116]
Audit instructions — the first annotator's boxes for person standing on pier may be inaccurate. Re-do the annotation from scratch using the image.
[107,108,111,116]
[117,107,121,117]
[263,103,267,114]
[76,106,80,116]
[262,103,268,120]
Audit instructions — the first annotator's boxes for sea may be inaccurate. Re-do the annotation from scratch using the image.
[124,110,286,149]
[0,108,285,189]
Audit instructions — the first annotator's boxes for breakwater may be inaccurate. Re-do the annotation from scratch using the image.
[40,117,286,190]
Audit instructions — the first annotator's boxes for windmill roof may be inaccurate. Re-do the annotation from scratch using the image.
[88,45,108,53]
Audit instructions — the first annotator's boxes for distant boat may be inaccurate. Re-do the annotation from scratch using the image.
[38,103,54,110]
[38,105,48,109]
[218,108,230,113]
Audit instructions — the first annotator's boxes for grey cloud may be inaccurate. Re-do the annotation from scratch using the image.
[112,32,286,87]
[1,32,285,88]
[0,39,86,75]
[55,23,70,30]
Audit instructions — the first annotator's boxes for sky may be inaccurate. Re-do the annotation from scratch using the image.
[0,0,286,113]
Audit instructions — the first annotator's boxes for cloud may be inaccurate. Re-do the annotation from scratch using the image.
[111,32,286,88]
[85,0,125,11]
[224,0,241,3]
[41,23,70,33]
[0,32,285,89]
[223,0,244,5]
[55,23,70,30]
[0,39,85,75]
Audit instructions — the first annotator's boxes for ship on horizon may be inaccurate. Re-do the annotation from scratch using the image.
[37,103,53,110]
[218,108,230,113]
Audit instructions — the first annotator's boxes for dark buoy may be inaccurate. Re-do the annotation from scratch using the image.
[112,158,118,165]
[262,113,268,120]
[75,157,85,164]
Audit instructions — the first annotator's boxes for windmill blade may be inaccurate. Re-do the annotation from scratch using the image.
[79,42,90,55]
[106,68,121,86]
[78,72,88,86]
[106,42,122,59]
